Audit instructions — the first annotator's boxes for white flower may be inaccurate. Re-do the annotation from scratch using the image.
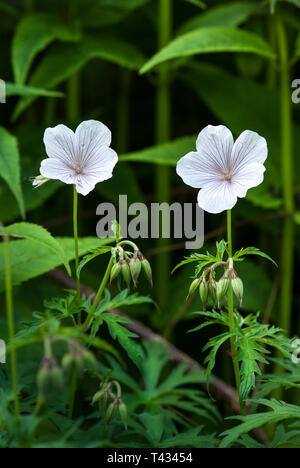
[176,125,267,214]
[38,120,118,196]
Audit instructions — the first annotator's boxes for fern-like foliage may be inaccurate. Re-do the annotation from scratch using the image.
[190,310,292,402]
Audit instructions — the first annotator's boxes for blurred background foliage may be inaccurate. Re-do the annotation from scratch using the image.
[0,0,300,384]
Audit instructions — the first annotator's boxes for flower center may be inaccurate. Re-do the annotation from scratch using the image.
[224,172,232,182]
[74,164,83,174]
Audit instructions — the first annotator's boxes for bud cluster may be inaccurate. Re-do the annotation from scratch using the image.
[37,356,63,401]
[110,243,152,289]
[92,380,127,430]
[62,340,97,376]
[187,260,244,309]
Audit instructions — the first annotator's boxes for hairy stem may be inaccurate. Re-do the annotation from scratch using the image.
[276,17,294,335]
[83,255,115,331]
[4,235,20,422]
[155,0,172,309]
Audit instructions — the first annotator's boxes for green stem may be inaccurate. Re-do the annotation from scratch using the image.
[227,211,241,404]
[4,235,20,422]
[83,256,115,331]
[73,186,81,306]
[276,16,294,335]
[155,0,172,309]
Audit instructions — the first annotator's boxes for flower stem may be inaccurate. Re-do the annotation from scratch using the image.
[155,0,172,310]
[83,255,115,331]
[227,210,242,406]
[276,16,294,335]
[73,186,81,310]
[4,235,20,422]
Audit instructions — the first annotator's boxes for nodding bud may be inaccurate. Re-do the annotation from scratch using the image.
[199,279,209,310]
[61,353,74,374]
[110,261,121,283]
[81,349,97,368]
[187,277,201,300]
[37,357,63,400]
[129,253,142,287]
[106,401,117,425]
[231,277,244,307]
[209,277,217,303]
[216,278,230,308]
[140,255,153,287]
[119,401,128,430]
[121,260,131,287]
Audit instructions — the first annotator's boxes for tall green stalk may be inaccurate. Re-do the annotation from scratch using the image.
[155,0,172,309]
[83,255,115,331]
[227,211,241,403]
[4,235,20,422]
[73,186,81,304]
[276,17,294,334]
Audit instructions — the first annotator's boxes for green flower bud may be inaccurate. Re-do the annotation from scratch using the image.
[110,261,121,283]
[50,367,64,392]
[121,260,131,287]
[61,353,74,374]
[216,278,230,308]
[199,279,209,310]
[106,401,117,425]
[187,277,201,299]
[141,257,153,287]
[232,277,244,307]
[129,255,142,287]
[119,402,127,430]
[37,367,51,400]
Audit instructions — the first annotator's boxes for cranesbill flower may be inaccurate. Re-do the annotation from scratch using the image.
[176,125,267,214]
[37,120,118,196]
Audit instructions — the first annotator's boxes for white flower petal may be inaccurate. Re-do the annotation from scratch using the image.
[75,175,96,196]
[40,158,76,185]
[230,130,267,172]
[75,120,112,165]
[43,124,76,165]
[176,151,223,188]
[196,125,234,173]
[231,162,266,198]
[197,181,237,214]
[83,147,118,180]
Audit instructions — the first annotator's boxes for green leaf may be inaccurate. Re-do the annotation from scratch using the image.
[183,0,206,9]
[13,34,146,120]
[102,313,144,367]
[0,127,25,218]
[5,83,64,98]
[220,399,300,448]
[140,27,275,74]
[1,222,71,276]
[12,13,81,84]
[233,246,277,267]
[178,2,262,35]
[120,135,195,165]
[77,246,113,279]
[0,237,111,292]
